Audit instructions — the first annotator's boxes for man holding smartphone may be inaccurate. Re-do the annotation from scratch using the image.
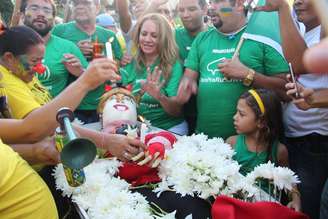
[257,0,328,218]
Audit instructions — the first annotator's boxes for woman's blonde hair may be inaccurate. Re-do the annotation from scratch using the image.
[132,13,178,82]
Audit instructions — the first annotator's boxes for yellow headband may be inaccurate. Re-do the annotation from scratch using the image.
[248,89,265,115]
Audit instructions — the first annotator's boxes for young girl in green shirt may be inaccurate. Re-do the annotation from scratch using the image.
[226,89,301,211]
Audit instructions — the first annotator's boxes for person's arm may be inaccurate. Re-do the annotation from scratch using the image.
[226,135,237,148]
[10,0,21,27]
[0,58,120,144]
[143,0,169,15]
[115,0,133,34]
[176,68,199,104]
[74,126,145,161]
[255,0,309,75]
[9,136,60,165]
[218,57,289,101]
[286,81,328,109]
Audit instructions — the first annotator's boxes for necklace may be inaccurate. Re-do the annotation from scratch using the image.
[218,24,247,40]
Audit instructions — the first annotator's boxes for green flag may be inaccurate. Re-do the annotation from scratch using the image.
[242,0,283,56]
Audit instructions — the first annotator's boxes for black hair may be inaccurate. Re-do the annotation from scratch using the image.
[0,25,44,56]
[240,89,284,162]
[20,0,57,17]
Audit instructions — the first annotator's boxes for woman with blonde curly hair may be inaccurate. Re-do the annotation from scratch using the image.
[121,13,187,135]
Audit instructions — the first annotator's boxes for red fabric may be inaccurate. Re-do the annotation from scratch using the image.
[212,196,309,219]
[144,131,177,148]
[118,162,160,186]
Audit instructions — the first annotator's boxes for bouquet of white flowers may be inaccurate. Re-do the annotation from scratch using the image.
[155,134,255,199]
[246,162,300,202]
[53,159,175,219]
[154,134,300,203]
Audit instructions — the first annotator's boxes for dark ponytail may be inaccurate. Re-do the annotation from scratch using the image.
[0,25,43,57]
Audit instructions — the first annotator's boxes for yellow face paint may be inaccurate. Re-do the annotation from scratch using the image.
[220,7,233,17]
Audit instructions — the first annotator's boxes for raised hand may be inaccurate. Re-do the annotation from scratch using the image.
[77,39,93,60]
[141,66,166,100]
[62,53,84,76]
[80,58,120,90]
[177,73,198,104]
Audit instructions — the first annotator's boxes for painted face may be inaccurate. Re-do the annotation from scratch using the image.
[178,0,205,33]
[293,0,319,28]
[139,20,159,57]
[102,93,137,130]
[23,0,54,36]
[209,0,238,32]
[15,43,45,82]
[233,99,259,135]
[72,0,98,24]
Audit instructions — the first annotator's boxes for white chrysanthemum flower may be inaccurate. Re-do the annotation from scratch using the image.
[156,134,241,199]
[251,161,276,181]
[273,166,300,191]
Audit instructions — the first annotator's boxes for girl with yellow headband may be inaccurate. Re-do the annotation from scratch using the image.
[226,88,301,211]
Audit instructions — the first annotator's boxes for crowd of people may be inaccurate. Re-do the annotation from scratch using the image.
[0,0,327,218]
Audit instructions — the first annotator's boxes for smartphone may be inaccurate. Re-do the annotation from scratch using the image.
[289,63,300,98]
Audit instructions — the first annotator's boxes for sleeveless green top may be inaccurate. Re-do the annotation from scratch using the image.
[233,135,278,176]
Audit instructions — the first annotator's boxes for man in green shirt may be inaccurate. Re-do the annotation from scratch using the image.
[52,0,123,123]
[21,0,88,98]
[175,0,208,61]
[177,0,289,139]
[175,0,208,134]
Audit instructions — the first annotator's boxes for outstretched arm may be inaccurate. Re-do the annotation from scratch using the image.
[255,0,310,75]
[115,0,133,34]
[0,58,120,144]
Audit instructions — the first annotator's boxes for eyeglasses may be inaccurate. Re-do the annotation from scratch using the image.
[26,5,53,15]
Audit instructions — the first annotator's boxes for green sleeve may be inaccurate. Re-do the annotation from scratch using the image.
[263,44,289,76]
[184,32,203,72]
[164,61,183,97]
[68,41,89,68]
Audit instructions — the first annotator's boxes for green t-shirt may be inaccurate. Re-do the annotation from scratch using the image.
[185,28,289,139]
[175,27,196,61]
[52,21,123,110]
[121,59,184,130]
[175,26,213,61]
[38,35,88,97]
[233,135,278,176]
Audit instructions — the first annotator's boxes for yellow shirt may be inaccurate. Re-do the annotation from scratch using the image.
[0,65,51,119]
[0,139,58,219]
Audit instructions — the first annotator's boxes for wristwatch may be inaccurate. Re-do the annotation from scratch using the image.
[243,68,255,87]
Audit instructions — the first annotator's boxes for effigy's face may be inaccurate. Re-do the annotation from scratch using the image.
[102,93,137,129]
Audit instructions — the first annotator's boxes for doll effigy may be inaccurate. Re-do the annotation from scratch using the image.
[97,85,177,186]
